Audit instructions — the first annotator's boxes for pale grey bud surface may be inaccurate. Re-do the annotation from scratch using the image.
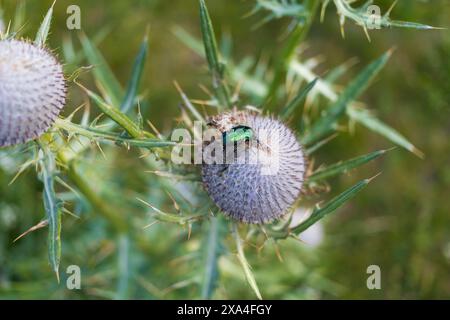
[202,110,305,224]
[0,39,66,147]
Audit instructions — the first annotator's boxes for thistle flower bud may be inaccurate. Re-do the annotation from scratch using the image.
[0,39,66,147]
[202,110,305,224]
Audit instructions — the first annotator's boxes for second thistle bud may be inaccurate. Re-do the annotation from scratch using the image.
[0,39,66,147]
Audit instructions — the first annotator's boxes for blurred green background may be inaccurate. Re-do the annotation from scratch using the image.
[0,0,449,299]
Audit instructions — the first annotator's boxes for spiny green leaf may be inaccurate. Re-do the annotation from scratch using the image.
[292,176,375,235]
[348,107,424,158]
[252,0,308,20]
[332,0,441,38]
[201,216,224,299]
[232,223,262,300]
[174,81,205,123]
[63,27,110,66]
[80,33,124,107]
[35,0,55,47]
[264,0,320,107]
[57,119,174,149]
[199,0,221,77]
[137,198,204,225]
[308,149,389,182]
[281,78,317,120]
[38,141,62,281]
[79,84,143,138]
[121,32,148,113]
[248,0,309,30]
[302,50,392,145]
[384,19,441,30]
[173,27,269,102]
[199,0,231,109]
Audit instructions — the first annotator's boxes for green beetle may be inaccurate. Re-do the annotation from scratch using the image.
[222,125,254,145]
[222,125,271,154]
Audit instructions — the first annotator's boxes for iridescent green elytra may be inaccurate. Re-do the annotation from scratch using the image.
[222,125,254,145]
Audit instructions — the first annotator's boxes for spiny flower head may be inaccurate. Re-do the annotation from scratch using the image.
[0,39,66,147]
[202,109,305,224]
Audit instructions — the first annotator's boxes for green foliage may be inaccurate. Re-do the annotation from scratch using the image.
[0,0,448,300]
[199,0,232,109]
[347,108,424,157]
[308,149,389,182]
[302,50,392,145]
[37,140,62,281]
[200,216,225,299]
[34,1,54,47]
[281,78,317,120]
[248,0,309,28]
[329,0,440,39]
[80,33,124,107]
[292,177,373,235]
[121,33,148,114]
[232,223,262,300]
